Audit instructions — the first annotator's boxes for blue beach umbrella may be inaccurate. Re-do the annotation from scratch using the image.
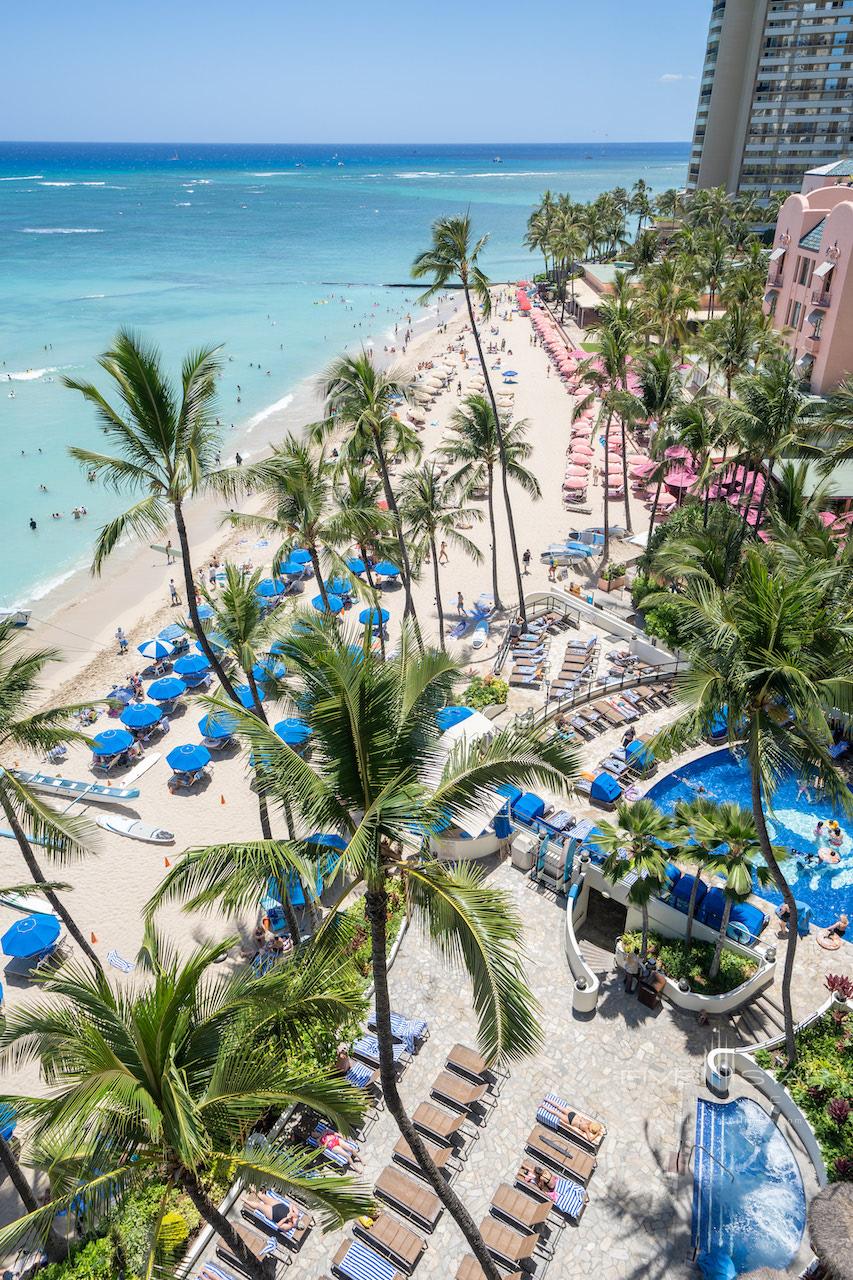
[2,913,60,958]
[198,711,238,740]
[345,556,366,575]
[269,640,288,656]
[91,728,134,755]
[373,560,400,577]
[232,683,266,709]
[325,576,352,597]
[289,548,312,565]
[275,717,312,746]
[194,631,229,655]
[148,676,187,702]
[137,637,174,661]
[158,623,188,644]
[280,558,305,577]
[436,705,473,732]
[166,743,211,773]
[256,577,287,599]
[252,658,286,683]
[502,369,518,377]
[174,653,211,677]
[196,603,215,620]
[120,703,163,730]
[312,593,344,614]
[305,832,347,852]
[359,606,389,626]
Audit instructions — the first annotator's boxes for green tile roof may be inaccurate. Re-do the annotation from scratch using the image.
[799,218,826,251]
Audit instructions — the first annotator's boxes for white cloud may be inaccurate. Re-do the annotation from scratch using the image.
[659,72,696,83]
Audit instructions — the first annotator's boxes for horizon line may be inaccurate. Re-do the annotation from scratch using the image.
[0,138,693,147]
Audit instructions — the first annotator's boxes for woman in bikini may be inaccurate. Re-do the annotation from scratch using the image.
[540,1098,604,1141]
[242,1191,301,1232]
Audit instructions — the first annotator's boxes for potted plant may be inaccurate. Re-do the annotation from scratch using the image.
[463,674,509,719]
[598,562,627,593]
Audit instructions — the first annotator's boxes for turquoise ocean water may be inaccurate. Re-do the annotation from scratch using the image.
[0,142,688,609]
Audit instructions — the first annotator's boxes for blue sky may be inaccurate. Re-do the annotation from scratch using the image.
[2,0,711,143]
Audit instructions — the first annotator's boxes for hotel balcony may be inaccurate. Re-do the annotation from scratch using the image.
[811,287,833,309]
[767,268,785,288]
[802,334,822,357]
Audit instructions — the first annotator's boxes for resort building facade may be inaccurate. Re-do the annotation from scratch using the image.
[764,158,853,394]
[688,0,853,198]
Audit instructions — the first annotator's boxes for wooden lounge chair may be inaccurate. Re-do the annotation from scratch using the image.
[215,1223,280,1276]
[525,1124,597,1183]
[445,1042,488,1083]
[515,1161,589,1221]
[375,1166,442,1232]
[478,1217,538,1269]
[412,1100,467,1145]
[456,1259,522,1280]
[241,1191,313,1249]
[536,1094,607,1150]
[354,1211,427,1271]
[430,1070,490,1114]
[590,700,625,727]
[331,1239,405,1280]
[393,1133,458,1177]
[490,1183,552,1233]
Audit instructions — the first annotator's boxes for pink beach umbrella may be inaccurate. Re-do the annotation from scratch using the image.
[706,482,728,500]
[563,476,587,490]
[655,491,677,509]
[819,510,837,528]
[570,442,594,455]
[665,466,698,489]
[565,464,588,477]
[630,459,656,478]
[665,444,690,461]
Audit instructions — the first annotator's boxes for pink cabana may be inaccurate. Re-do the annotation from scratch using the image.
[665,445,691,461]
[665,467,698,489]
[706,483,728,500]
[630,459,656,477]
[654,491,677,508]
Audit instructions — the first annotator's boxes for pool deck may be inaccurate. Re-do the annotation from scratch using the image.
[259,854,846,1280]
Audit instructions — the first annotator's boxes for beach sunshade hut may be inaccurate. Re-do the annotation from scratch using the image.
[808,1184,853,1280]
[91,728,134,756]
[359,606,390,626]
[147,676,187,703]
[232,683,266,709]
[591,772,622,805]
[137,637,174,661]
[120,703,163,730]
[373,560,400,577]
[435,705,473,732]
[275,717,312,746]
[288,548,312,565]
[198,711,238,740]
[312,592,344,614]
[256,577,287,599]
[345,556,366,575]
[2,913,60,959]
[174,653,211,677]
[166,743,211,775]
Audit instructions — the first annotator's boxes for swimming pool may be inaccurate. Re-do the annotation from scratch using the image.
[646,748,853,927]
[693,1097,806,1275]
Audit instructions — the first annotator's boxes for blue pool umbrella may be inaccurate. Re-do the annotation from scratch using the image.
[373,560,400,577]
[345,556,366,575]
[312,593,343,614]
[325,576,352,597]
[233,683,266,709]
[148,676,187,702]
[280,558,306,577]
[2,913,60,958]
[436,705,473,732]
[269,640,288,656]
[359,606,390,625]
[257,577,287,598]
[252,658,286,682]
[120,703,163,730]
[174,653,211,677]
[196,603,215,620]
[91,728,134,755]
[166,743,211,773]
[305,832,347,852]
[194,631,229,654]
[137,637,174,660]
[158,623,187,644]
[289,548,312,565]
[107,685,135,706]
[198,711,238,740]
[275,717,312,746]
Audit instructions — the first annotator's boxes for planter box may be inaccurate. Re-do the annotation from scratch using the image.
[597,576,626,593]
[481,701,506,721]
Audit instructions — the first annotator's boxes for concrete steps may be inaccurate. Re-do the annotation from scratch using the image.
[729,991,787,1046]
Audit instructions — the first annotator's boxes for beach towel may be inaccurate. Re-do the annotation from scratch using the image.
[346,1060,375,1089]
[107,950,135,973]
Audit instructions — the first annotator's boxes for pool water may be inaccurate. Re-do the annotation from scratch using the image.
[646,748,853,927]
[693,1097,805,1275]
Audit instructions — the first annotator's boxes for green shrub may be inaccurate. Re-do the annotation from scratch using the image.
[113,1182,201,1277]
[462,676,508,710]
[641,599,686,649]
[39,1237,116,1280]
[770,1008,853,1182]
[621,929,757,996]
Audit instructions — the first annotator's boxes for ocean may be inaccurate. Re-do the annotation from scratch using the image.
[0,141,689,609]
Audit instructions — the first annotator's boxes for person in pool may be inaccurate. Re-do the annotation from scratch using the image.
[819,846,841,865]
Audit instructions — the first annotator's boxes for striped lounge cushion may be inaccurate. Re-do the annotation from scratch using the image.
[338,1240,399,1280]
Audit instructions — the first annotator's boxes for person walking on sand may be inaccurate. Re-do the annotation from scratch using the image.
[169,579,180,606]
[439,541,448,565]
[457,592,465,618]
[522,548,531,575]
[165,539,174,566]
[548,557,557,583]
[115,626,128,655]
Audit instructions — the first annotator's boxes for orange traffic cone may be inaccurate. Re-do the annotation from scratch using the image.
[164,857,171,868]
[220,794,226,805]
[90,932,97,944]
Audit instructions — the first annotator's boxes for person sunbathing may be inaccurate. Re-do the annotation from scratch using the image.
[313,1126,364,1172]
[521,1164,557,1198]
[540,1098,604,1141]
[243,1191,301,1232]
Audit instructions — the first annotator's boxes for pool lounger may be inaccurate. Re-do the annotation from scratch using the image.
[430,1069,492,1114]
[478,1217,539,1269]
[598,757,631,778]
[537,1092,606,1150]
[590,701,626,727]
[367,1010,428,1054]
[215,1224,280,1275]
[412,1100,469,1145]
[353,1211,427,1271]
[609,697,639,721]
[241,1192,313,1249]
[490,1183,552,1235]
[456,1258,523,1280]
[331,1239,404,1280]
[525,1125,597,1184]
[352,1034,409,1069]
[374,1165,442,1232]
[515,1162,588,1220]
[393,1133,459,1177]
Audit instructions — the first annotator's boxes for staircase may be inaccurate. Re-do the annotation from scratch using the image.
[578,935,615,975]
[728,991,787,1047]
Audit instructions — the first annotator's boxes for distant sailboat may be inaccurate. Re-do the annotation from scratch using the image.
[168,151,179,161]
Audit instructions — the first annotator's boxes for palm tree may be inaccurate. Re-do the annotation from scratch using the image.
[442,397,541,610]
[66,330,238,703]
[636,347,684,536]
[316,352,422,633]
[147,623,579,1280]
[0,625,101,969]
[672,797,719,950]
[672,396,721,526]
[412,214,528,622]
[630,178,654,234]
[808,375,853,468]
[332,465,399,659]
[699,302,775,397]
[400,462,482,648]
[0,925,371,1278]
[639,257,698,352]
[651,550,853,1063]
[697,229,729,319]
[595,799,673,959]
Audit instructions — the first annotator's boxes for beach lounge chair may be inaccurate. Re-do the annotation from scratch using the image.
[478,1217,538,1270]
[445,1042,490,1084]
[352,1034,408,1070]
[576,706,607,731]
[307,1120,361,1169]
[393,1133,459,1178]
[515,1162,589,1221]
[598,756,631,779]
[537,1092,607,1150]
[609,697,639,722]
[331,1240,404,1280]
[344,1058,379,1091]
[412,1101,467,1146]
[430,1069,491,1115]
[374,1166,442,1232]
[215,1224,279,1276]
[591,701,625,727]
[525,1125,597,1183]
[567,715,595,741]
[456,1259,522,1280]
[367,1010,428,1054]
[490,1184,552,1235]
[241,1191,313,1249]
[353,1212,427,1272]
[198,1263,240,1280]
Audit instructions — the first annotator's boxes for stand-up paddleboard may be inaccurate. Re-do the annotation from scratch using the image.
[94,814,174,845]
[10,770,140,805]
[0,891,53,915]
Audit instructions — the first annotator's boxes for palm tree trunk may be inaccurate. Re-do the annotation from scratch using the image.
[174,501,239,703]
[485,465,501,610]
[0,1133,65,1262]
[361,551,386,661]
[429,535,446,649]
[245,673,301,939]
[372,435,420,643]
[619,419,633,533]
[181,1170,273,1280]
[364,883,503,1280]
[461,285,526,624]
[309,544,330,611]
[640,902,649,960]
[0,790,101,971]
[710,897,732,979]
[601,411,612,569]
[750,768,798,1065]
[648,472,664,540]
[685,871,702,950]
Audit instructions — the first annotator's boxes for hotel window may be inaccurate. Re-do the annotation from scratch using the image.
[812,312,824,338]
[791,301,802,328]
[799,257,813,286]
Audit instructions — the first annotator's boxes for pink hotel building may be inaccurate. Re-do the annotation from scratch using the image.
[765,159,853,395]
